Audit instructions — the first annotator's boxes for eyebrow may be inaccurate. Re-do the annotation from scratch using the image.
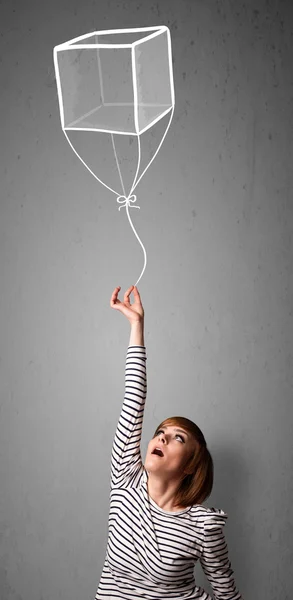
[160,427,189,438]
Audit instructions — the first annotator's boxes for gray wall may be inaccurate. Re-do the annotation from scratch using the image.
[1,1,292,599]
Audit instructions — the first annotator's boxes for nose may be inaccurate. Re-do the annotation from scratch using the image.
[158,434,166,444]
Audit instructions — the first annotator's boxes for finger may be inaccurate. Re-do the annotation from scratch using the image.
[110,289,118,301]
[111,286,120,295]
[110,286,121,305]
[124,286,134,303]
[133,286,142,302]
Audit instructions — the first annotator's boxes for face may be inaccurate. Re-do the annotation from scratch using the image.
[144,425,197,480]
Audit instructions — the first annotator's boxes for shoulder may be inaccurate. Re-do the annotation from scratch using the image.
[190,504,228,529]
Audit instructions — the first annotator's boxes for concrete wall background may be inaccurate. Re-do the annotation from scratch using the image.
[1,0,292,598]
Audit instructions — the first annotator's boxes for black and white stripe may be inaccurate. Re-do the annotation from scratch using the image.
[95,346,242,600]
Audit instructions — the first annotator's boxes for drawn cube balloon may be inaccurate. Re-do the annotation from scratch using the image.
[53,26,175,199]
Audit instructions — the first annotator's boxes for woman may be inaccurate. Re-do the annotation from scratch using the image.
[95,285,243,600]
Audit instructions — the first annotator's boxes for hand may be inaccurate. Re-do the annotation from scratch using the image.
[110,286,144,324]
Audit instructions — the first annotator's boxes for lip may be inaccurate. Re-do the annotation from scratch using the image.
[151,446,165,457]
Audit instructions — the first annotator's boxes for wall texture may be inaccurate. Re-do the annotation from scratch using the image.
[1,0,293,599]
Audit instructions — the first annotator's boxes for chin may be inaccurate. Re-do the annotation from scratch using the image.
[144,461,162,473]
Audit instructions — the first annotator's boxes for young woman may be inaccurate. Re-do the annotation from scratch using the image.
[95,285,243,600]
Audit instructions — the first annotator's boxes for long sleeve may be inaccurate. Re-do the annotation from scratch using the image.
[200,509,243,600]
[110,345,147,489]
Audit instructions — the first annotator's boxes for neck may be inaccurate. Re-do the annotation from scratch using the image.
[146,471,183,511]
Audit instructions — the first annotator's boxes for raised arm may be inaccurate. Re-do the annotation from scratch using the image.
[109,287,147,489]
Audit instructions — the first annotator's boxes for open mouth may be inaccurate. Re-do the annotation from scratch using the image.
[152,448,164,457]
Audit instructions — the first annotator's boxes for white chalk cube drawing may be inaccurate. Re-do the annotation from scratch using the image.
[53,26,175,284]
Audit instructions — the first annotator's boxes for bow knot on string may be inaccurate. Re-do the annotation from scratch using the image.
[116,194,140,211]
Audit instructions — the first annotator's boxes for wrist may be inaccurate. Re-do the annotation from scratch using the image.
[129,318,144,345]
[130,317,144,326]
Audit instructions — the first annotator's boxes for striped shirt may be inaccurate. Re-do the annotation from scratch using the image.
[95,345,243,600]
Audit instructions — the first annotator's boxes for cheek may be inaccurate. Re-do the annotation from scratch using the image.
[170,447,186,461]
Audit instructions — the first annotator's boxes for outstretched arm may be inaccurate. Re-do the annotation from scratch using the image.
[110,319,147,489]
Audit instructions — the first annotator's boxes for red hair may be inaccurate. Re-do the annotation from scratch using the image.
[152,416,213,508]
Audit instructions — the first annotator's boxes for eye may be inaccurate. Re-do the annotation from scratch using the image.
[156,430,185,443]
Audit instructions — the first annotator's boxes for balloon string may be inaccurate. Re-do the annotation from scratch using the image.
[116,194,147,287]
[116,194,140,211]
